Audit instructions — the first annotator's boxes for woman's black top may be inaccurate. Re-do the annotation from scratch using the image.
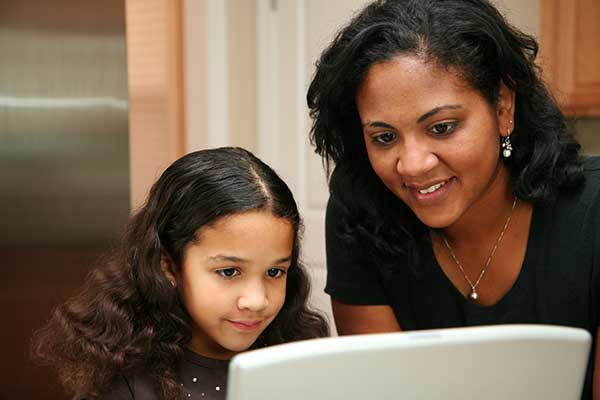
[325,156,600,399]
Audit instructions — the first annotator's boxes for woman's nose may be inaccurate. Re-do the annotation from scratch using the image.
[395,140,438,178]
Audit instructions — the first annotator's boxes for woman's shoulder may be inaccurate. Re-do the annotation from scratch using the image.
[577,155,600,199]
[583,155,600,175]
[552,156,600,200]
[541,156,600,222]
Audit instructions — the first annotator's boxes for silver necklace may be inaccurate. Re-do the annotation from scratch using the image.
[441,197,518,301]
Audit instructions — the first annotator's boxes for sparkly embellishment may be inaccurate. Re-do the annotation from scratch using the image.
[201,393,205,397]
[469,290,479,301]
[192,377,198,382]
[187,394,192,398]
[216,386,221,391]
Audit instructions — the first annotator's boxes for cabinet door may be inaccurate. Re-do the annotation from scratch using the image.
[540,0,600,116]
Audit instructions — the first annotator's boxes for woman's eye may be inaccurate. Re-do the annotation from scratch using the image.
[266,268,285,278]
[430,122,456,136]
[217,268,239,278]
[371,132,396,145]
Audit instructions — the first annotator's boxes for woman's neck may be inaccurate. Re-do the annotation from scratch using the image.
[441,162,515,246]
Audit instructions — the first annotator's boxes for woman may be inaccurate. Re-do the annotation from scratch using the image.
[307,0,599,398]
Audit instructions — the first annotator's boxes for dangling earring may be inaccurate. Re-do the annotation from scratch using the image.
[502,134,513,158]
[502,120,513,158]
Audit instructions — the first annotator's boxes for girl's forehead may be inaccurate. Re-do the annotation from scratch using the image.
[182,211,294,268]
[200,210,290,233]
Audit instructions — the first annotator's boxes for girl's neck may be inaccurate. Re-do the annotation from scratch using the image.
[187,336,236,361]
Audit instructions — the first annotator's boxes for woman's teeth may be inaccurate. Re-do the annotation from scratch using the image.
[419,181,446,194]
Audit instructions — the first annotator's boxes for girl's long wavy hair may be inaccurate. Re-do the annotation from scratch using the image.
[307,0,584,275]
[31,147,329,399]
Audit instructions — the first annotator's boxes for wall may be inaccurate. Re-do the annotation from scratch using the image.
[228,0,258,153]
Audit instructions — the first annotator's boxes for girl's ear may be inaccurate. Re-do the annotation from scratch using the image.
[160,252,177,288]
[496,81,516,137]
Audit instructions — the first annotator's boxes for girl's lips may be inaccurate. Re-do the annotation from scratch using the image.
[227,320,262,331]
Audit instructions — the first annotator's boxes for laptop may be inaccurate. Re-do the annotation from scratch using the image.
[227,324,591,400]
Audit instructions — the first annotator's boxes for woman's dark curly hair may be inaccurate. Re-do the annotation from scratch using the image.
[307,0,584,272]
[31,147,329,399]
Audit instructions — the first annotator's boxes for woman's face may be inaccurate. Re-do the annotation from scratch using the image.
[356,55,514,229]
[170,210,293,360]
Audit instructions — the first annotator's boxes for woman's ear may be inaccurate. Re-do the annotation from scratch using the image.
[497,81,516,137]
[160,252,177,288]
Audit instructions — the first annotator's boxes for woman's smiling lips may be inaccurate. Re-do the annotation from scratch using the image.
[405,178,454,203]
[227,320,263,331]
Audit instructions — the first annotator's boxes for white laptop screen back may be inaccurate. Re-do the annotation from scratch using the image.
[227,324,591,400]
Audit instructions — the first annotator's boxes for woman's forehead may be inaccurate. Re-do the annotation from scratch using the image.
[357,56,476,114]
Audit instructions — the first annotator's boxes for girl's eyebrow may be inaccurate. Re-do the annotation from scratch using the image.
[273,256,292,264]
[208,255,246,263]
[207,255,293,264]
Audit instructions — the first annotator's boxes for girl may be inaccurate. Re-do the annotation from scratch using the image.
[31,147,329,399]
[307,0,599,399]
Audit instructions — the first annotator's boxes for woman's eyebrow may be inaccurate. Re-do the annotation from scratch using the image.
[362,121,395,129]
[363,104,463,129]
[416,104,463,123]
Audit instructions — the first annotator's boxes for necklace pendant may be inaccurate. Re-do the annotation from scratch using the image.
[469,289,479,301]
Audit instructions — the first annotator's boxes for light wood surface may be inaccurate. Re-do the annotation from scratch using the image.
[125,0,186,210]
[540,0,600,116]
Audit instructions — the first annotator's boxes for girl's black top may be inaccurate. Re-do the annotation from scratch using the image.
[92,349,229,400]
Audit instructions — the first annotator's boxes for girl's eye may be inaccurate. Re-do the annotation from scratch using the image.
[217,268,240,278]
[266,268,286,278]
[430,122,456,136]
[371,131,397,145]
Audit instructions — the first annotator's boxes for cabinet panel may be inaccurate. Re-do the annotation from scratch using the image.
[540,0,600,116]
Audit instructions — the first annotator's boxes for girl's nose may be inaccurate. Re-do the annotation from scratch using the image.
[237,281,269,312]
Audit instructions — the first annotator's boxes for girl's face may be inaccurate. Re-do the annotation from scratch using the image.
[356,55,515,229]
[172,210,293,360]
